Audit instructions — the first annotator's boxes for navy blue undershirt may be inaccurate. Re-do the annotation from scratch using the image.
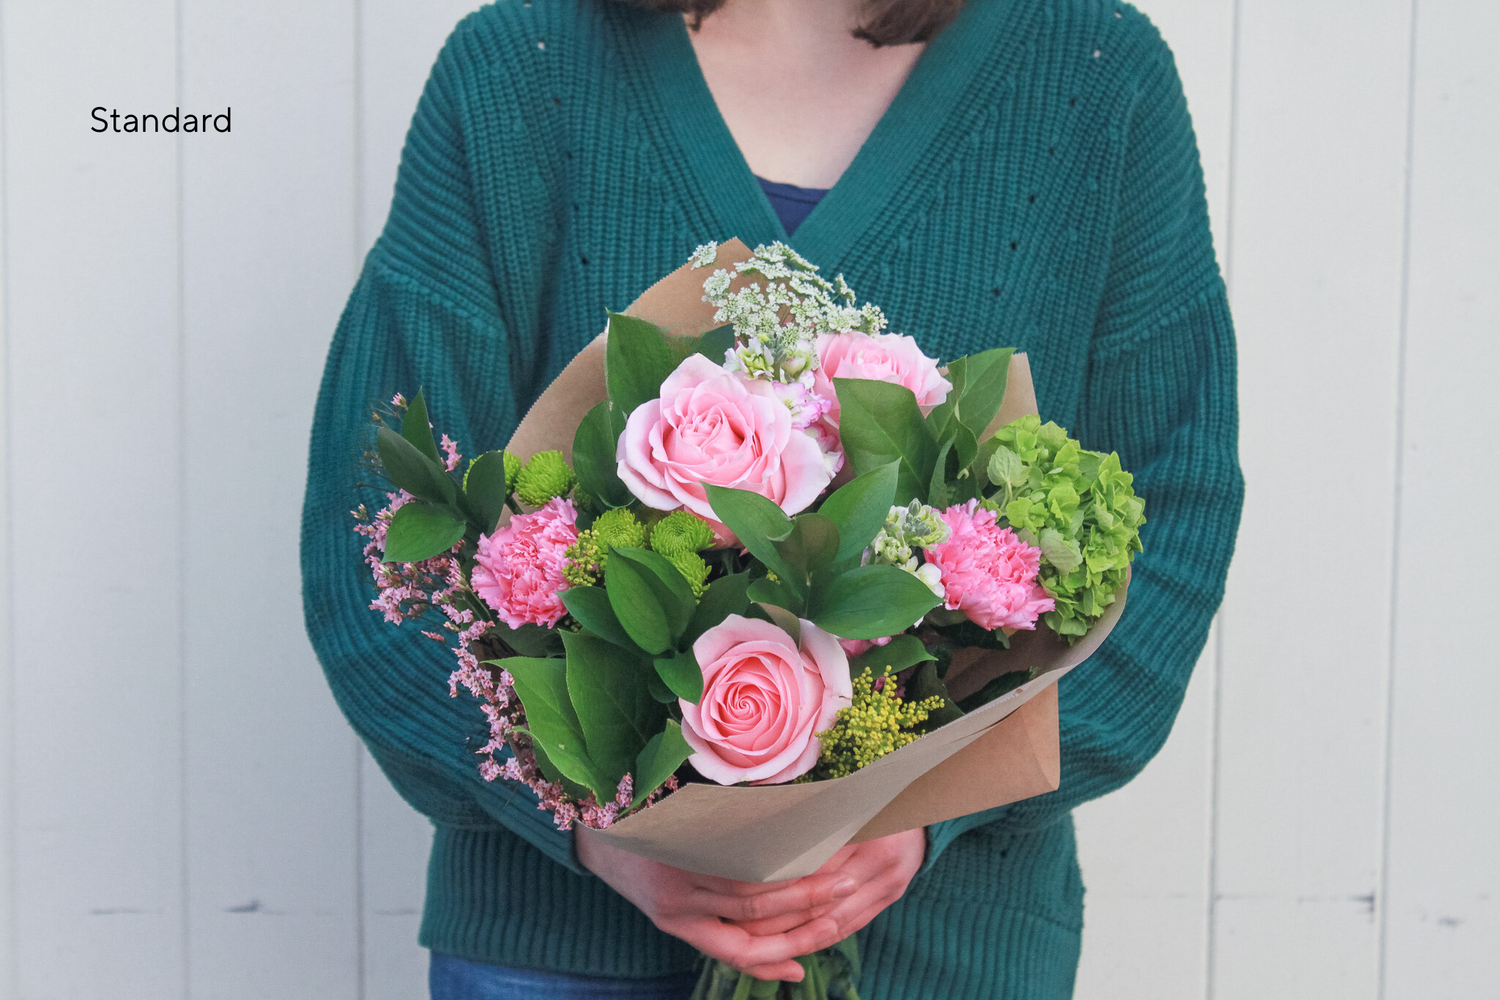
[756,176,829,235]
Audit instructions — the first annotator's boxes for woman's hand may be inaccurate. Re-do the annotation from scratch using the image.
[726,828,927,980]
[576,829,859,983]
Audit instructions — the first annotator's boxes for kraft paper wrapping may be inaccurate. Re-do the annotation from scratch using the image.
[505,240,1128,882]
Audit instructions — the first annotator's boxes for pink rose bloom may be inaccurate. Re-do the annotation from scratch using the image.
[682,615,853,785]
[836,634,894,658]
[812,331,952,431]
[471,497,579,629]
[617,354,832,522]
[922,500,1055,631]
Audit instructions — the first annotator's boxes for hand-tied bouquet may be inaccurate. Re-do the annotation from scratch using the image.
[353,240,1144,999]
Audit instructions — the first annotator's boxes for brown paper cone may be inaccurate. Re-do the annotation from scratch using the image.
[506,240,1128,881]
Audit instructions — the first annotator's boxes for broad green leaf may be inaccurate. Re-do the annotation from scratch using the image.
[811,564,941,639]
[769,513,841,602]
[563,631,664,792]
[531,742,593,801]
[952,347,1015,437]
[573,402,632,509]
[746,576,795,612]
[646,671,675,704]
[756,603,802,645]
[500,655,614,797]
[606,312,676,416]
[928,437,954,510]
[611,548,695,642]
[378,426,457,505]
[382,501,466,563]
[908,660,964,730]
[653,648,703,704]
[693,323,736,365]
[605,555,672,655]
[561,586,637,651]
[848,634,936,676]
[400,388,443,466]
[632,721,694,809]
[462,450,511,534]
[703,485,797,583]
[683,572,751,646]
[1039,527,1083,574]
[833,378,937,505]
[817,463,898,567]
[987,444,1026,490]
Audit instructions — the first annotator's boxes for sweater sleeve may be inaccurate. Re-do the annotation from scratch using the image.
[925,22,1244,867]
[299,22,585,874]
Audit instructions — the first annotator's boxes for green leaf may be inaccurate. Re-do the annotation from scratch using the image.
[848,634,936,676]
[928,437,954,510]
[612,548,696,641]
[951,347,1015,437]
[400,388,443,466]
[500,655,614,797]
[604,555,672,655]
[646,671,675,704]
[573,402,632,509]
[606,312,677,416]
[811,564,941,639]
[531,742,593,801]
[561,586,637,651]
[833,378,937,505]
[382,501,466,563]
[1039,527,1083,574]
[703,485,797,583]
[563,631,664,792]
[683,572,751,646]
[462,450,511,534]
[769,513,841,602]
[746,576,795,611]
[693,323,736,364]
[496,622,561,658]
[986,444,1026,490]
[632,720,694,808]
[908,660,964,730]
[817,462,898,567]
[377,426,457,506]
[653,648,703,704]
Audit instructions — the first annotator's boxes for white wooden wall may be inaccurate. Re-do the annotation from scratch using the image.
[0,1,1494,998]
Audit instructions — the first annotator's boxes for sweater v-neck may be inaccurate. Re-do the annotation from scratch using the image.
[633,0,1023,269]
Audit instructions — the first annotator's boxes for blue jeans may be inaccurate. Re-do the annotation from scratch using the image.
[429,952,698,1000]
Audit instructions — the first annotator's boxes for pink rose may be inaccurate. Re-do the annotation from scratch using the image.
[922,500,1054,631]
[617,354,832,522]
[812,331,952,430]
[471,497,578,629]
[681,615,853,785]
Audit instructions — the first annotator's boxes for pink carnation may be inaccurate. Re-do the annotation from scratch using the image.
[922,500,1054,631]
[812,331,951,431]
[471,497,579,629]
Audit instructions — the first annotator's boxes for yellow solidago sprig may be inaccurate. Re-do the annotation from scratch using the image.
[812,666,946,780]
[647,510,716,598]
[562,508,645,588]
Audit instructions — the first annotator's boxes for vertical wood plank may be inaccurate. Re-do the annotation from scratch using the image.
[356,4,480,994]
[1381,2,1500,995]
[1073,3,1234,996]
[2,2,185,997]
[1213,2,1412,996]
[0,1,13,989]
[178,3,361,996]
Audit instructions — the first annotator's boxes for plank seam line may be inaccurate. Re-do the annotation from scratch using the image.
[1377,2,1421,997]
[1205,2,1242,996]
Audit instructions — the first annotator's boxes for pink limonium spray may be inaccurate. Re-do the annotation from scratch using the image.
[923,499,1055,631]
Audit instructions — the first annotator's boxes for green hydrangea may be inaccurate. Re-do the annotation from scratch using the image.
[987,415,1146,639]
[514,450,577,507]
[810,666,946,780]
[562,508,645,588]
[648,510,715,599]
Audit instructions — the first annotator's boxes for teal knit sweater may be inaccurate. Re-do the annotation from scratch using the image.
[301,0,1242,995]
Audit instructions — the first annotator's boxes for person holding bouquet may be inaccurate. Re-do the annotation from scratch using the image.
[301,0,1243,997]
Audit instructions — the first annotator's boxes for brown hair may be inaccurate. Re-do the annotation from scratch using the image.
[615,0,966,47]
